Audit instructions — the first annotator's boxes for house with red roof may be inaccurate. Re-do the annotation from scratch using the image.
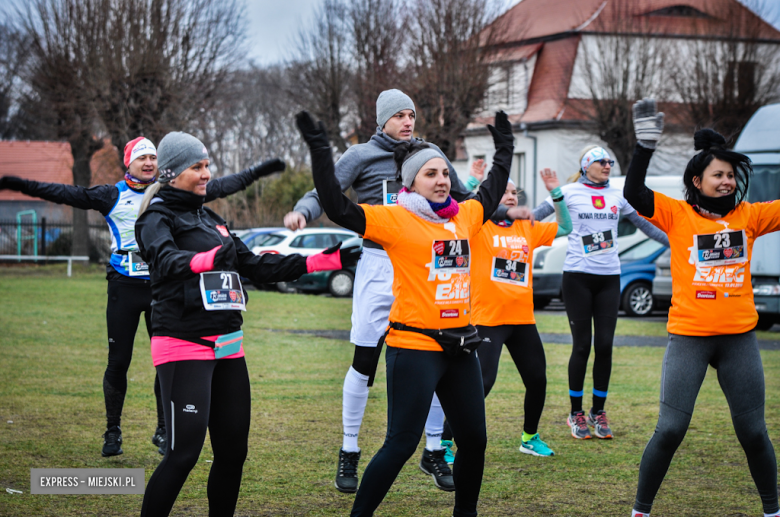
[0,141,122,222]
[460,0,780,206]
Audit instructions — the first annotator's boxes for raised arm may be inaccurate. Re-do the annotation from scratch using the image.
[474,111,514,224]
[205,159,286,202]
[0,176,117,215]
[295,112,367,235]
[537,169,572,237]
[624,98,664,218]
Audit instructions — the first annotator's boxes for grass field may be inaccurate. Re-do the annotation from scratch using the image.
[0,265,779,516]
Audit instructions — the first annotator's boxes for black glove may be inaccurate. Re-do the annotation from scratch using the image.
[487,111,514,149]
[633,98,664,149]
[213,243,232,269]
[0,175,24,191]
[248,158,286,179]
[336,241,362,268]
[295,111,330,150]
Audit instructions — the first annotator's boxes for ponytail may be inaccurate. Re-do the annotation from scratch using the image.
[568,144,599,183]
[138,182,163,217]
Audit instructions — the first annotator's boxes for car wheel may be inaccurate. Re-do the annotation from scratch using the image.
[622,282,654,317]
[533,296,551,309]
[328,270,354,298]
[755,313,776,331]
[276,281,297,294]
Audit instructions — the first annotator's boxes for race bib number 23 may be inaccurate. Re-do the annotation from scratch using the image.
[694,230,747,267]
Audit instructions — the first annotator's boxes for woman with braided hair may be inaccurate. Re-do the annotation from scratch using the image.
[624,98,779,517]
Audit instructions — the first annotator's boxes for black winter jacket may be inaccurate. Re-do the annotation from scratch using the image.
[135,186,308,339]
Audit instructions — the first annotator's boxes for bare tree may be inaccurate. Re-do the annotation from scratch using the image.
[0,23,32,139]
[348,0,403,143]
[195,65,312,227]
[96,0,246,157]
[285,0,352,152]
[568,2,672,173]
[405,0,505,160]
[15,0,246,256]
[666,0,780,142]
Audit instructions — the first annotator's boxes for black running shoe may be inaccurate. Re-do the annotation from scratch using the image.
[152,426,167,455]
[335,449,360,493]
[420,448,455,491]
[102,426,123,457]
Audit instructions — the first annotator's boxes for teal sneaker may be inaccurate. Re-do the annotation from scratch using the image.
[441,440,455,465]
[519,434,555,457]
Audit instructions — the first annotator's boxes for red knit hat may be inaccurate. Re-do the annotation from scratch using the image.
[123,137,157,168]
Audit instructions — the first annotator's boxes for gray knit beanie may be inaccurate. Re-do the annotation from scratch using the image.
[156,132,209,183]
[401,148,445,188]
[376,89,416,130]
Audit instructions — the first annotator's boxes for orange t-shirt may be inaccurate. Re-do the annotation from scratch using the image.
[644,191,780,336]
[362,200,485,351]
[471,220,558,326]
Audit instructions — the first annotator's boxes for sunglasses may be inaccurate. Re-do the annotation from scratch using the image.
[594,159,615,167]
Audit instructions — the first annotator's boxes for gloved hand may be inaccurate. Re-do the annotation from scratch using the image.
[487,111,514,149]
[0,175,23,191]
[296,111,330,150]
[633,98,664,149]
[305,241,362,273]
[248,158,286,179]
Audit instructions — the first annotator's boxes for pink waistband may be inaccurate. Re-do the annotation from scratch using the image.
[151,335,245,367]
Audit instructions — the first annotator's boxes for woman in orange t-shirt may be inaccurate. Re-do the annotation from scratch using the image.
[296,110,531,517]
[439,172,571,460]
[624,99,780,517]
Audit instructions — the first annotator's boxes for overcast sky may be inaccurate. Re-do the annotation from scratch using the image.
[243,0,780,66]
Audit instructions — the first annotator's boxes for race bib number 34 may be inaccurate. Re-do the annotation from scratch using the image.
[199,271,246,311]
[581,230,615,255]
[491,257,528,287]
[694,230,747,267]
[432,239,470,274]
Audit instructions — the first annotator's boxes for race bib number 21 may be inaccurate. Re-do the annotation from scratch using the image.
[199,271,246,311]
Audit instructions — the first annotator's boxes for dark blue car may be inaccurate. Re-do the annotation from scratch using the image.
[618,239,668,316]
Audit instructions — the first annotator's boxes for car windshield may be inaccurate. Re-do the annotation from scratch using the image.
[619,239,665,263]
[255,233,287,247]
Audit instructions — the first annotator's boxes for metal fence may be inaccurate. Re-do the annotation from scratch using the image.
[0,220,112,262]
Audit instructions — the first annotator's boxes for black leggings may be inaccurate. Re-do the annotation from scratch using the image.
[351,347,487,517]
[141,357,251,517]
[635,332,778,514]
[442,324,547,441]
[562,272,620,412]
[104,278,164,429]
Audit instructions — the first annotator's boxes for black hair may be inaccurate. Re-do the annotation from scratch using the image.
[683,128,752,206]
[393,140,432,180]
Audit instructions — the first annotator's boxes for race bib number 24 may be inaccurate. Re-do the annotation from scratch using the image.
[431,239,470,275]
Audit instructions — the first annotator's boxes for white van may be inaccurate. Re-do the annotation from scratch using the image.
[733,103,780,329]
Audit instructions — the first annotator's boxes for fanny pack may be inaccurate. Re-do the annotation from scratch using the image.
[167,330,244,359]
[387,322,483,357]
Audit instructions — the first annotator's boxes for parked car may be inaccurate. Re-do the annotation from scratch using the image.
[284,236,362,297]
[250,228,359,296]
[619,239,668,316]
[237,227,286,248]
[652,248,672,308]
